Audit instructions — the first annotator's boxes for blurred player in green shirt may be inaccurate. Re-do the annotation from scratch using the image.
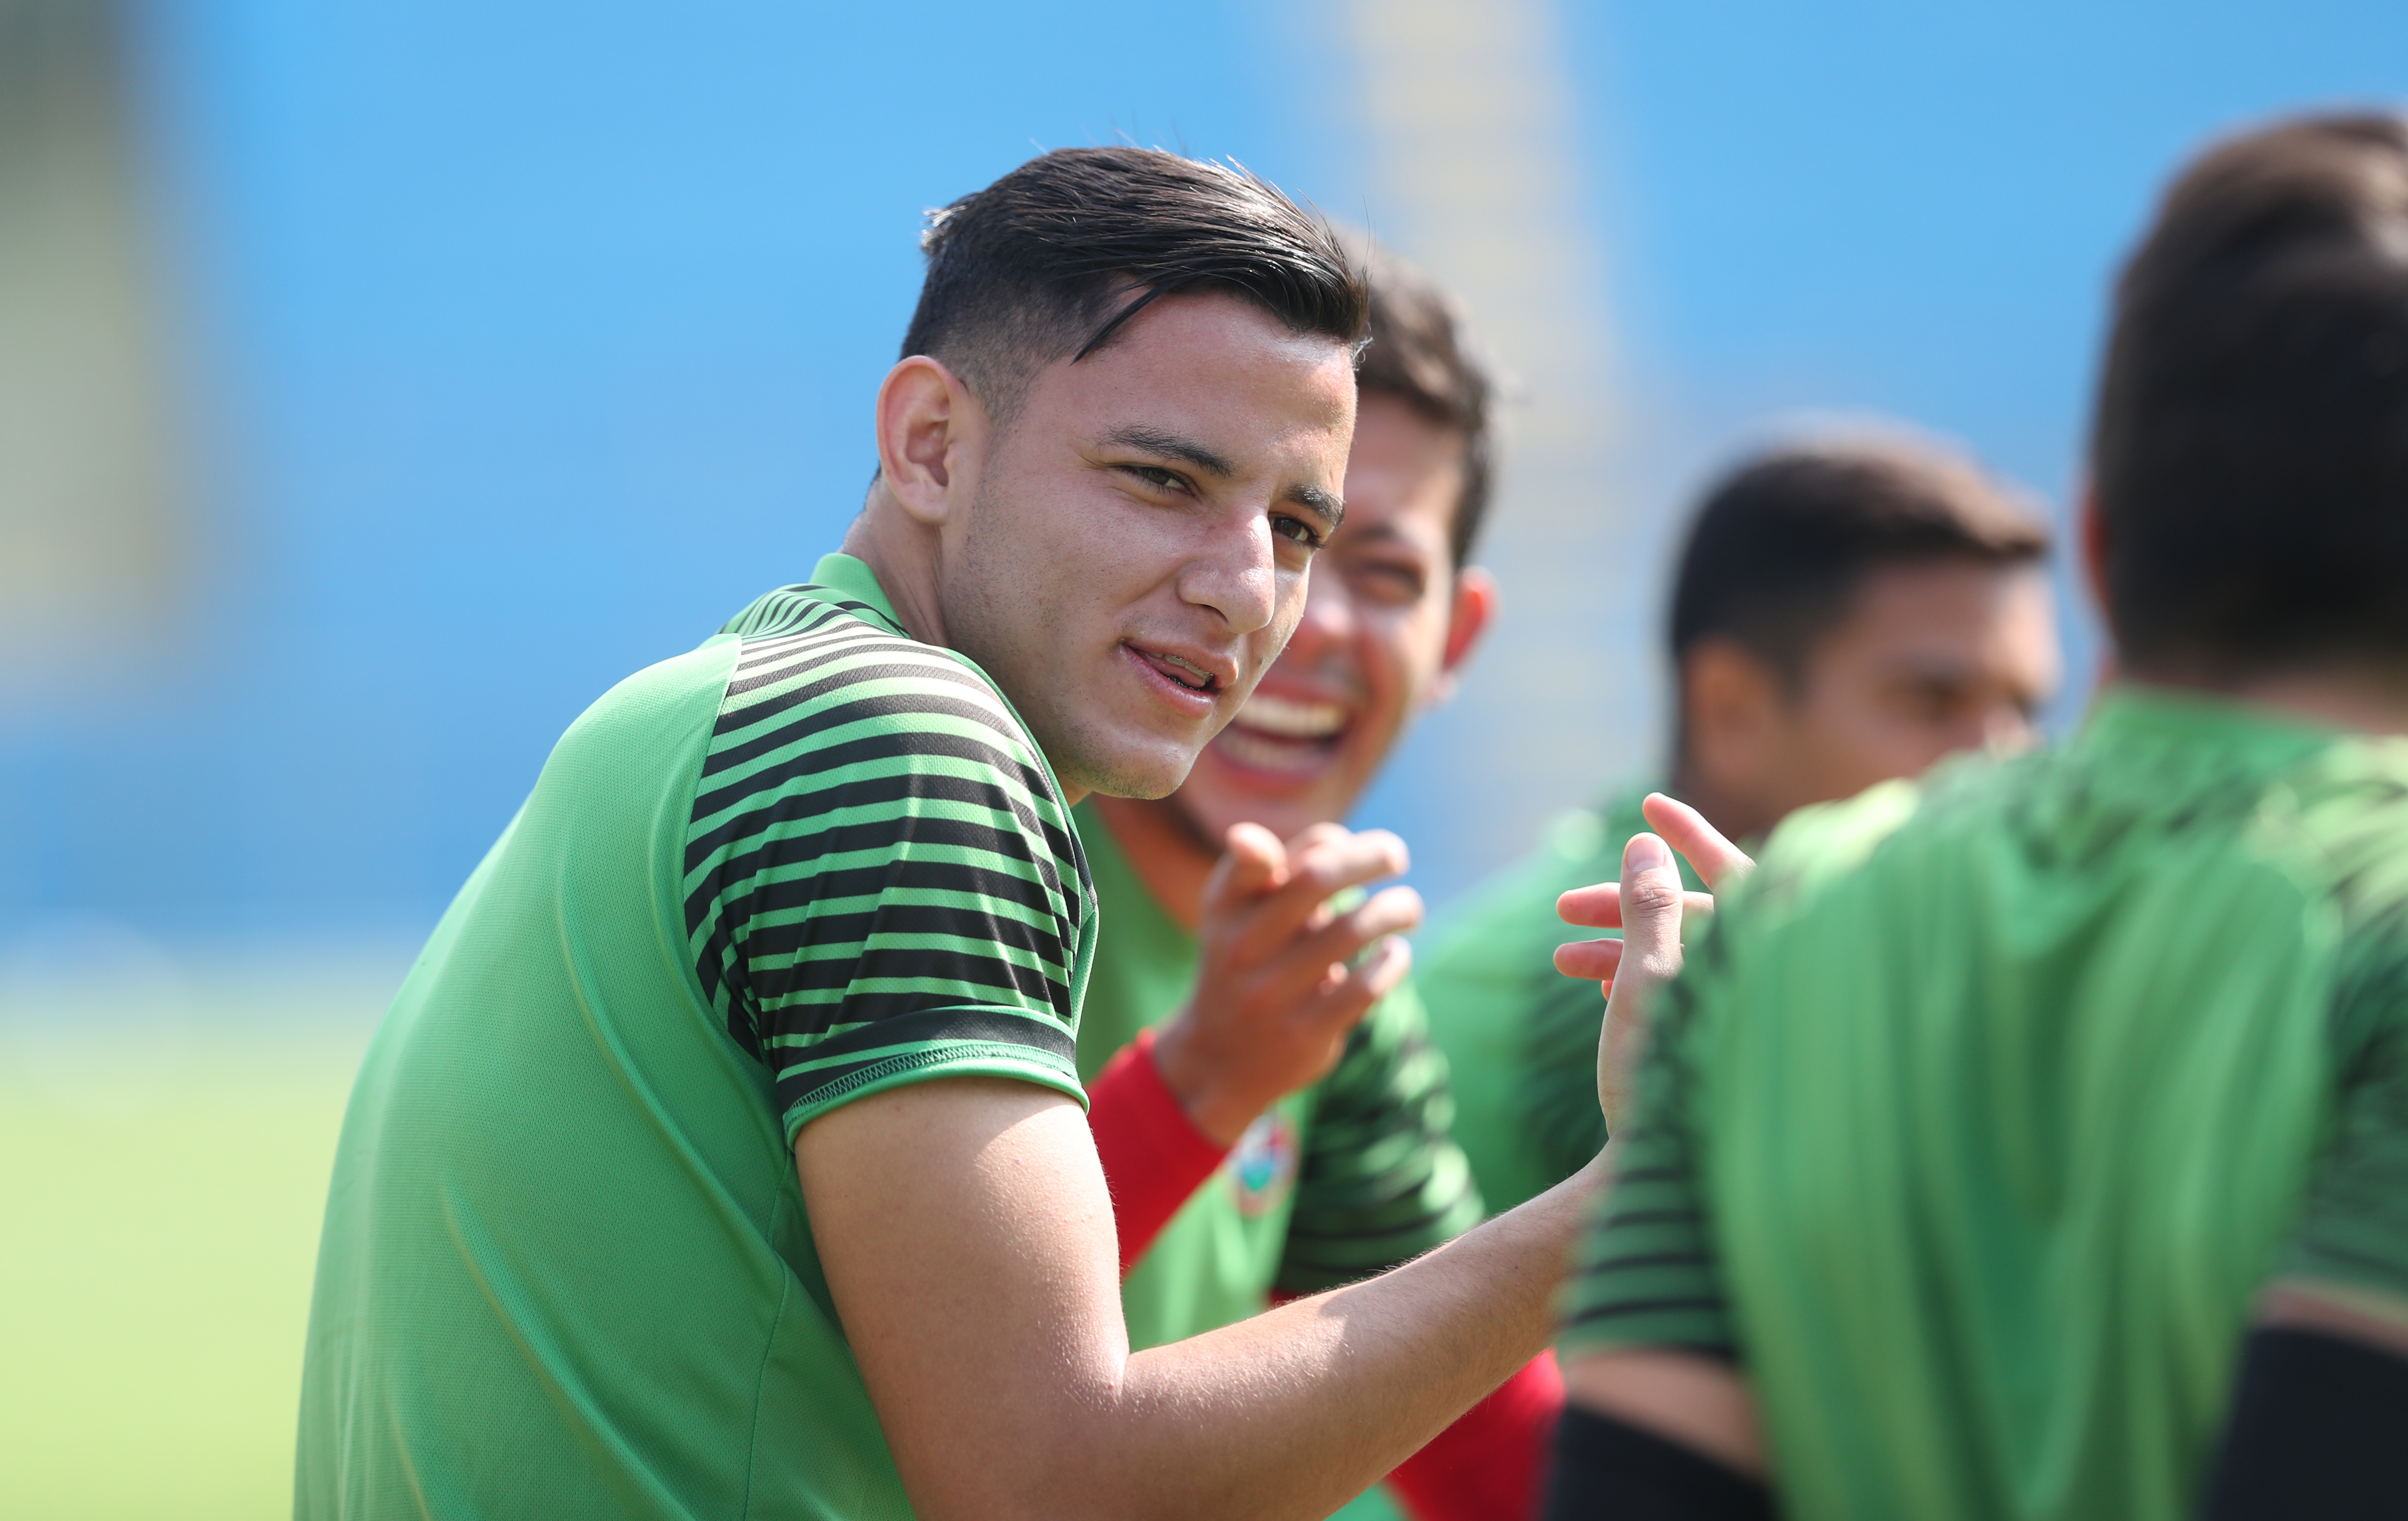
[1550,111,2408,1521]
[1071,246,1564,1520]
[1421,436,2059,1213]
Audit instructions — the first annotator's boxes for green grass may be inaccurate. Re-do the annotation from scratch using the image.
[0,961,388,1520]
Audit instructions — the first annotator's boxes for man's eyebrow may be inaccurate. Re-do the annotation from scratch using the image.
[1287,484,1345,532]
[1100,425,1236,480]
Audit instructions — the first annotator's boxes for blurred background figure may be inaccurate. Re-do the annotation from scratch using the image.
[1419,435,2057,1218]
[3,0,2405,1515]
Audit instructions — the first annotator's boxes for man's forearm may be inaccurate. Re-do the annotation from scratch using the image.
[803,1078,1607,1521]
[1090,1152,1608,1520]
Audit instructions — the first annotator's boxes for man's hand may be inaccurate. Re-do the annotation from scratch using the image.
[1551,793,1753,1132]
[1152,822,1421,1146]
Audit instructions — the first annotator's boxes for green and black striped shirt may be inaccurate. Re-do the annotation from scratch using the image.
[300,551,1096,1521]
[688,559,1095,1134]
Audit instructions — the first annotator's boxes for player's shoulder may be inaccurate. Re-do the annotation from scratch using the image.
[542,638,746,792]
[709,583,1053,791]
[1733,770,1939,922]
[2278,733,2408,935]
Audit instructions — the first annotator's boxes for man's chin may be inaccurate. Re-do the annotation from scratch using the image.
[1048,732,1204,804]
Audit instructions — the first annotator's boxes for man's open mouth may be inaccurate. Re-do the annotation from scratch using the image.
[1132,647,1223,696]
[1213,692,1350,774]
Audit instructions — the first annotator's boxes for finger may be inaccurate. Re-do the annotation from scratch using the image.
[1283,820,1354,854]
[1640,793,1754,889]
[1235,885,1423,1010]
[1556,881,1716,930]
[1225,821,1290,894]
[1201,821,1288,918]
[1616,833,1688,985]
[1231,828,1413,962]
[1553,936,1624,982]
[1294,934,1412,1043]
[1283,884,1423,976]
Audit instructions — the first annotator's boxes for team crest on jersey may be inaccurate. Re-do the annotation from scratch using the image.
[1224,1110,1299,1217]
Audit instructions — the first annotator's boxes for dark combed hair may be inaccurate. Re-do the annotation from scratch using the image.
[1668,437,2050,694]
[899,147,1369,425]
[1348,237,1497,566]
[2091,112,2408,677]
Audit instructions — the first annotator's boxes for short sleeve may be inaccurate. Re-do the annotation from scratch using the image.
[1557,968,1737,1362]
[680,609,1093,1139]
[2280,944,2408,1304]
[1272,983,1485,1294]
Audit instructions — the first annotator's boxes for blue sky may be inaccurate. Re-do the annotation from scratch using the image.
[3,0,2403,937]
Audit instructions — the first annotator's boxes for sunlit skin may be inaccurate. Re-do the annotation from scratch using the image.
[1095,392,1498,922]
[1084,394,1497,1142]
[845,290,1360,804]
[1674,558,2061,845]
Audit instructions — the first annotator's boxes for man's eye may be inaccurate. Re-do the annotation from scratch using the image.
[1125,466,1189,494]
[1350,559,1426,601]
[1270,515,1324,550]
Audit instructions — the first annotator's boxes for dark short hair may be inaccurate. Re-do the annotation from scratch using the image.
[2091,112,2408,677]
[1348,238,1497,566]
[1668,437,2050,701]
[900,147,1368,425]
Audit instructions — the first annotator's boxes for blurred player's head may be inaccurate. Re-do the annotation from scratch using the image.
[1668,437,2057,843]
[866,147,1368,800]
[1163,240,1499,847]
[2091,113,2408,690]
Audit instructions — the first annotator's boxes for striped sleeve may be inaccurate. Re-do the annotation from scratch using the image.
[1556,966,1736,1360]
[682,587,1095,1138]
[1272,983,1484,1294]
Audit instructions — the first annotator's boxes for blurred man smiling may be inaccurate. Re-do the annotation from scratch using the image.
[1071,247,1562,1520]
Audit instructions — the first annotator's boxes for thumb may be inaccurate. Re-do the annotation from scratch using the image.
[1618,832,1687,983]
[1205,821,1287,907]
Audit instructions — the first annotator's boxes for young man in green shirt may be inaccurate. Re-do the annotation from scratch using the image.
[1070,245,1560,1520]
[1419,438,2058,1213]
[297,147,1615,1521]
[1549,112,2408,1520]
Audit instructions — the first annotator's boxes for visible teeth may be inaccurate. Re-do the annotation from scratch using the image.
[1156,652,1213,690]
[1234,693,1347,738]
[1216,725,1327,773]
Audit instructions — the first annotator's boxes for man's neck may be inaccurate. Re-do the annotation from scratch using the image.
[839,486,952,651]
[838,489,1093,805]
[1091,793,1219,933]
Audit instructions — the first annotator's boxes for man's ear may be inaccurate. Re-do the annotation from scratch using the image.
[875,356,988,528]
[2078,486,2122,688]
[1681,639,1784,794]
[2079,485,2110,619]
[1423,565,1499,706]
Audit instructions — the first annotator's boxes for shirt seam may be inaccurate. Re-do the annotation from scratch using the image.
[782,1042,1085,1142]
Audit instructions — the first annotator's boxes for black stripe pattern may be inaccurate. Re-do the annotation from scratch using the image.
[683,583,1094,1130]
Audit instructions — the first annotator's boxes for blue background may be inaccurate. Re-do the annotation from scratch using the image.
[5,0,2405,945]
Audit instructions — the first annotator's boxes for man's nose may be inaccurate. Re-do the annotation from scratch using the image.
[1178,513,1279,635]
[1980,701,2038,753]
